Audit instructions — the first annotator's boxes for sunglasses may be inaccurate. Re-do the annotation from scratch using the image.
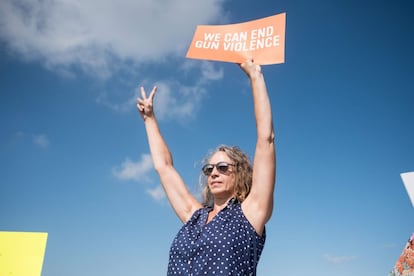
[202,162,235,176]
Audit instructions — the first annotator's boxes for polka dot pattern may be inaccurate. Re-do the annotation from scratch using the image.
[167,198,266,275]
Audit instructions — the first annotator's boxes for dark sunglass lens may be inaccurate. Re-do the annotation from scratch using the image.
[202,164,214,175]
[217,163,229,173]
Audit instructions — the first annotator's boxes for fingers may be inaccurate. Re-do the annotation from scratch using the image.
[240,57,254,67]
[137,99,144,112]
[139,85,157,100]
[148,86,157,101]
[240,57,255,70]
[240,58,261,75]
[140,86,147,100]
[137,85,157,114]
[137,87,147,112]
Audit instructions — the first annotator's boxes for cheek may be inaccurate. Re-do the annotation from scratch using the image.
[229,174,236,187]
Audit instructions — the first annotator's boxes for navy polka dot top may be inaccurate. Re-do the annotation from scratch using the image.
[167,198,266,275]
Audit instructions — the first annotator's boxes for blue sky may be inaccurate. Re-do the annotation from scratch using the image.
[1,0,413,275]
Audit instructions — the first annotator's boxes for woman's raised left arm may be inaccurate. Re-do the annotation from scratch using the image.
[240,59,276,236]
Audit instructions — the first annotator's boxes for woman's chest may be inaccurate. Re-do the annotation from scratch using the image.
[176,212,252,255]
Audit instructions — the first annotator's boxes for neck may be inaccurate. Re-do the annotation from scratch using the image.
[212,196,233,211]
[207,200,226,223]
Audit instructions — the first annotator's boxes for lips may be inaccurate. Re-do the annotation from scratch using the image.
[210,181,222,187]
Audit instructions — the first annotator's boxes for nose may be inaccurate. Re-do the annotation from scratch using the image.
[210,165,220,176]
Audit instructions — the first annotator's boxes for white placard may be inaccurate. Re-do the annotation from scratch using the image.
[401,171,414,207]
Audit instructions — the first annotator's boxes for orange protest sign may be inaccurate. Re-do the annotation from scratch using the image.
[186,13,286,65]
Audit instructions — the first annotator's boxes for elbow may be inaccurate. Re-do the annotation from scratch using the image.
[257,123,275,144]
[257,129,275,148]
[268,129,275,144]
[154,164,172,175]
[153,159,174,174]
[152,150,174,173]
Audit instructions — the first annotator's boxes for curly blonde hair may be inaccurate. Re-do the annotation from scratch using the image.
[200,145,253,206]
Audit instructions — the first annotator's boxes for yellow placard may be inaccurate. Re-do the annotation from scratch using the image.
[186,13,286,65]
[0,231,48,276]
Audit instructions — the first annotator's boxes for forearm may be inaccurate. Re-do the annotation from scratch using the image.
[249,71,275,143]
[144,116,174,172]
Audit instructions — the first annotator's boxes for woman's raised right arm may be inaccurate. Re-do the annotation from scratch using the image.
[137,86,202,223]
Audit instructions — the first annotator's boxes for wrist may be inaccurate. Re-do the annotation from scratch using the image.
[249,70,263,81]
[143,114,156,123]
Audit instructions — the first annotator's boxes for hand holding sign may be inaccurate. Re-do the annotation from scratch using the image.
[186,13,286,65]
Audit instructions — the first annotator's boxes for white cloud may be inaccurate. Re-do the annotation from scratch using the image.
[11,131,25,141]
[0,0,227,77]
[0,0,228,125]
[112,153,153,181]
[113,155,166,201]
[96,61,224,118]
[323,254,357,265]
[32,134,50,149]
[9,131,50,148]
[153,81,207,122]
[181,60,224,83]
[146,185,166,201]
[200,61,225,82]
[96,89,139,113]
[94,79,207,120]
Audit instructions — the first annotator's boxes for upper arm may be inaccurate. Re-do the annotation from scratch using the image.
[242,132,276,235]
[157,166,202,223]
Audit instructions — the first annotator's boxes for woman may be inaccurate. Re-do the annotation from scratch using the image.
[137,59,276,275]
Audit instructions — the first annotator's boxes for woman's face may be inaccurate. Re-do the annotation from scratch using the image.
[206,151,236,200]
